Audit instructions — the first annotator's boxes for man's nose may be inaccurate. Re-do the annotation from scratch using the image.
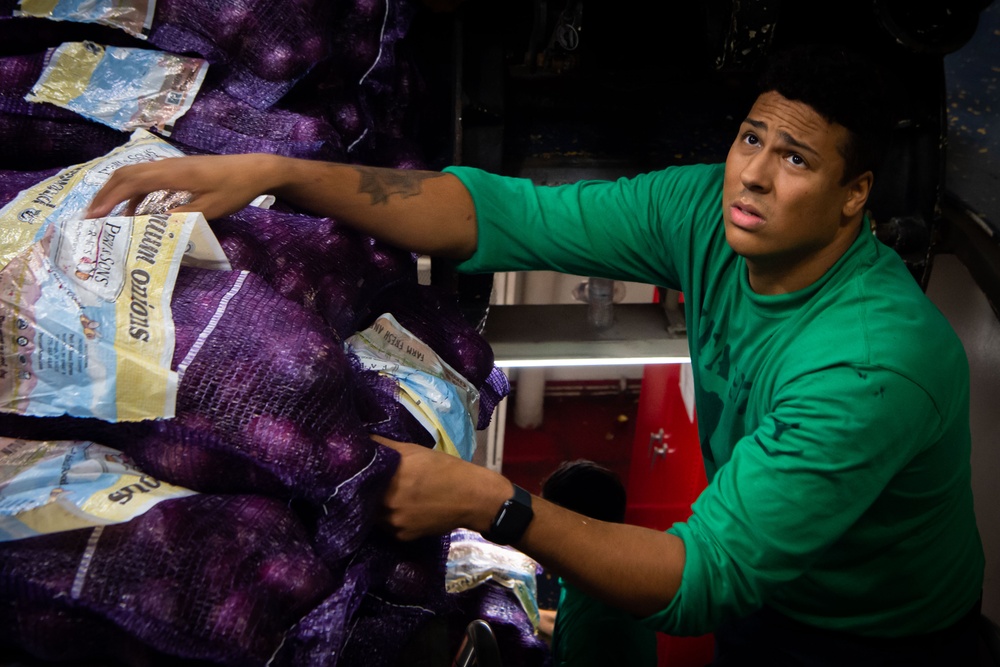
[740,152,771,192]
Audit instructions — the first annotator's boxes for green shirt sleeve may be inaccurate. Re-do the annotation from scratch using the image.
[445,163,727,290]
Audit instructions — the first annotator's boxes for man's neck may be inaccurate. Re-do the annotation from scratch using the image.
[747,224,862,295]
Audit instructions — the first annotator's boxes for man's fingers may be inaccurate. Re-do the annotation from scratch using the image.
[86,184,129,218]
[86,161,179,218]
[370,434,397,448]
[87,170,147,218]
[84,155,272,221]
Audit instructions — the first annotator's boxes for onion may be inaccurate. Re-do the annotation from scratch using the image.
[256,552,332,610]
[270,263,316,304]
[244,413,312,467]
[133,578,183,624]
[254,44,299,81]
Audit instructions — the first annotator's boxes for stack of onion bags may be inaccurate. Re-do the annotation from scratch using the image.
[0,0,548,665]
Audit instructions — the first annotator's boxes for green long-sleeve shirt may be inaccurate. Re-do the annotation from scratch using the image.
[447,162,984,638]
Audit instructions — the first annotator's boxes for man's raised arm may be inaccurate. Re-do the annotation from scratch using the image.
[85,153,479,259]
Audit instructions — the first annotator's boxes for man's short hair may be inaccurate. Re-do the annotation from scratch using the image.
[541,459,627,524]
[757,43,895,184]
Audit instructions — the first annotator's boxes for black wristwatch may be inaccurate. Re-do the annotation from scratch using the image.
[484,484,534,545]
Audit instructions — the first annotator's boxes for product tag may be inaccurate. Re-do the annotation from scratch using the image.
[26,41,207,136]
[346,313,480,461]
[0,211,198,421]
[0,438,196,541]
[446,528,541,631]
[16,0,157,39]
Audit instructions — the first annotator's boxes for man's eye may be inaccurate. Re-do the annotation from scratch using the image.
[788,154,806,166]
[742,133,760,146]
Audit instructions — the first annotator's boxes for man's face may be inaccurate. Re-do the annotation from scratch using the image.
[723,91,869,294]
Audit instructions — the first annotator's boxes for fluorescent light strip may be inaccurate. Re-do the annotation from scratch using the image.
[498,354,690,368]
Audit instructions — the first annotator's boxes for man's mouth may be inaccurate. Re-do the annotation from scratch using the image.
[729,202,765,230]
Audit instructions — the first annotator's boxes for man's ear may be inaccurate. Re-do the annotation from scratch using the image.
[843,171,874,219]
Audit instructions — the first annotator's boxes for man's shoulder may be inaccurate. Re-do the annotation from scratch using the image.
[643,161,725,187]
[637,162,727,233]
[777,251,967,398]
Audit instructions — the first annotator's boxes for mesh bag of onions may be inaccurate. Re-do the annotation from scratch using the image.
[203,205,508,432]
[0,267,401,565]
[208,204,418,340]
[0,167,60,200]
[0,493,338,666]
[0,267,422,665]
[0,254,515,665]
[169,83,345,161]
[147,0,335,110]
[0,49,343,166]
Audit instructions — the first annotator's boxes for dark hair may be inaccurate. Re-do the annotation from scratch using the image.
[757,44,894,183]
[541,459,627,524]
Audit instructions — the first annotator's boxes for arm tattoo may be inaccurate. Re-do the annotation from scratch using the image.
[356,167,442,205]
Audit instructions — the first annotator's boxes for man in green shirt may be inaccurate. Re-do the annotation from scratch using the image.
[88,44,985,663]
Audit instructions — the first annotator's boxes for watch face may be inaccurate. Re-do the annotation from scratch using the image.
[489,486,534,545]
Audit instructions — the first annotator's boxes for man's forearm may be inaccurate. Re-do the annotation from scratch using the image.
[517,491,684,617]
[265,157,479,259]
[378,438,684,618]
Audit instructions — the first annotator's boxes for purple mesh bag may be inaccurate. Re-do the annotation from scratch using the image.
[271,551,373,667]
[207,204,508,442]
[320,0,425,165]
[0,50,342,163]
[0,52,78,119]
[123,268,399,558]
[0,267,400,565]
[0,6,151,49]
[0,494,336,666]
[269,531,451,667]
[452,582,551,667]
[355,369,439,449]
[148,0,334,109]
[0,112,128,171]
[327,531,550,667]
[0,167,61,204]
[168,84,345,160]
[209,206,417,340]
[332,532,456,667]
[0,591,161,665]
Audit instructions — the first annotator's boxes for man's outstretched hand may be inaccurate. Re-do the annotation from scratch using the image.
[86,154,279,220]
